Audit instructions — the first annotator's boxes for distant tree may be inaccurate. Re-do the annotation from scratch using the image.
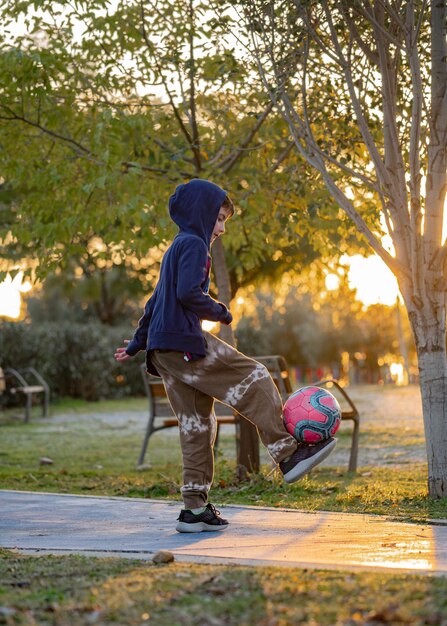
[235,271,412,381]
[25,247,162,326]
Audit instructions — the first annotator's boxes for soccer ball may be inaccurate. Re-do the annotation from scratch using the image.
[283,386,341,444]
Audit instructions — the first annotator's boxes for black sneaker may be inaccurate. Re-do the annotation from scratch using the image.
[176,503,229,533]
[279,437,337,483]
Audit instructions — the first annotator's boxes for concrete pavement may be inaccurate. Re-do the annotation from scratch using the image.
[1,490,447,575]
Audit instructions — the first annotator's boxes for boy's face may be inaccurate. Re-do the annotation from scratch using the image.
[211,206,231,245]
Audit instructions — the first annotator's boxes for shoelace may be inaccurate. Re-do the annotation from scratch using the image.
[177,504,221,521]
[207,503,221,518]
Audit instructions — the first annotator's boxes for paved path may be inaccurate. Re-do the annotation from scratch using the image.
[1,490,447,576]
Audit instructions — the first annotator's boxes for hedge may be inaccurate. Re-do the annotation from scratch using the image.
[1,321,146,402]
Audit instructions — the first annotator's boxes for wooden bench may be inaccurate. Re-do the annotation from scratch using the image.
[138,355,360,472]
[0,367,50,422]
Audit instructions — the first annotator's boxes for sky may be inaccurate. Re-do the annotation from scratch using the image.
[338,255,400,307]
[0,273,32,318]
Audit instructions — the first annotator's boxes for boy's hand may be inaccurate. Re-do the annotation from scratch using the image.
[115,340,132,362]
[221,309,233,325]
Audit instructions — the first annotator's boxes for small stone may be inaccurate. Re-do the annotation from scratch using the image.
[136,463,151,471]
[86,609,104,624]
[39,457,54,465]
[152,550,175,564]
[0,607,16,617]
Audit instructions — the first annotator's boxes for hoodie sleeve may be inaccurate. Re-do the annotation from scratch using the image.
[176,239,232,324]
[125,288,157,356]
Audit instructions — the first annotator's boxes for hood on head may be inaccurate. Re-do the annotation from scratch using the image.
[169,179,227,246]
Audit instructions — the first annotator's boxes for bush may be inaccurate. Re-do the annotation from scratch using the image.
[1,321,145,402]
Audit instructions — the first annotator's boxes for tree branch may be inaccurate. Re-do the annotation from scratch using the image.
[369,1,412,274]
[292,1,343,65]
[245,3,409,280]
[405,0,424,293]
[0,105,190,179]
[0,105,90,155]
[66,1,142,97]
[375,0,406,31]
[139,1,201,167]
[317,2,391,191]
[297,32,383,194]
[188,0,201,173]
[424,0,447,252]
[216,101,274,175]
[428,243,447,272]
[270,141,294,173]
[414,0,429,41]
[339,3,378,66]
[357,0,405,48]
[278,91,404,274]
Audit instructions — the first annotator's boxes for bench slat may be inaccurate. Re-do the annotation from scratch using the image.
[14,386,46,394]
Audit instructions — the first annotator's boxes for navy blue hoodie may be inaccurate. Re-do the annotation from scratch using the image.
[125,179,233,375]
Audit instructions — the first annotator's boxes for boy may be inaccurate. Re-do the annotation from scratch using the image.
[115,179,336,533]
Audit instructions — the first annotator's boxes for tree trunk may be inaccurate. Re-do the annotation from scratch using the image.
[212,237,260,476]
[212,237,235,346]
[395,299,410,385]
[407,301,447,498]
[417,347,447,498]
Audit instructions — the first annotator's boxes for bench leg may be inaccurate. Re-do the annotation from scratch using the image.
[138,415,156,467]
[25,393,32,423]
[348,418,360,473]
[214,422,221,450]
[43,389,49,417]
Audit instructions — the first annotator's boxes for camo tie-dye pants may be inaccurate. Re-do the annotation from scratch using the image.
[150,332,298,509]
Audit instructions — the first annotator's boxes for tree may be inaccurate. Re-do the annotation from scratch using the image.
[0,0,386,475]
[240,0,447,496]
[234,266,414,379]
[25,245,162,326]
[1,0,378,473]
[0,0,371,288]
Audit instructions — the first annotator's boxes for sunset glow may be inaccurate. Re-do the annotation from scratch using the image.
[345,255,400,307]
[325,254,400,306]
[0,254,401,321]
[0,273,32,319]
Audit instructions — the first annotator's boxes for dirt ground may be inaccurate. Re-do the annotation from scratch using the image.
[330,384,426,469]
[41,384,426,470]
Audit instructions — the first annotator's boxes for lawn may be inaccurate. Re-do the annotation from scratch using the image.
[1,385,447,625]
[0,385,446,521]
[1,549,447,626]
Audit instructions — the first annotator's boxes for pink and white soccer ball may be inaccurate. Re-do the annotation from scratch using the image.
[283,386,341,443]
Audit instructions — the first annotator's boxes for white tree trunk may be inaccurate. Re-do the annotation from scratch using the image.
[417,348,447,498]
[406,301,447,498]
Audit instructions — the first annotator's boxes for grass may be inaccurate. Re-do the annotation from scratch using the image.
[1,386,447,521]
[1,549,447,625]
[1,394,148,418]
[1,386,447,625]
